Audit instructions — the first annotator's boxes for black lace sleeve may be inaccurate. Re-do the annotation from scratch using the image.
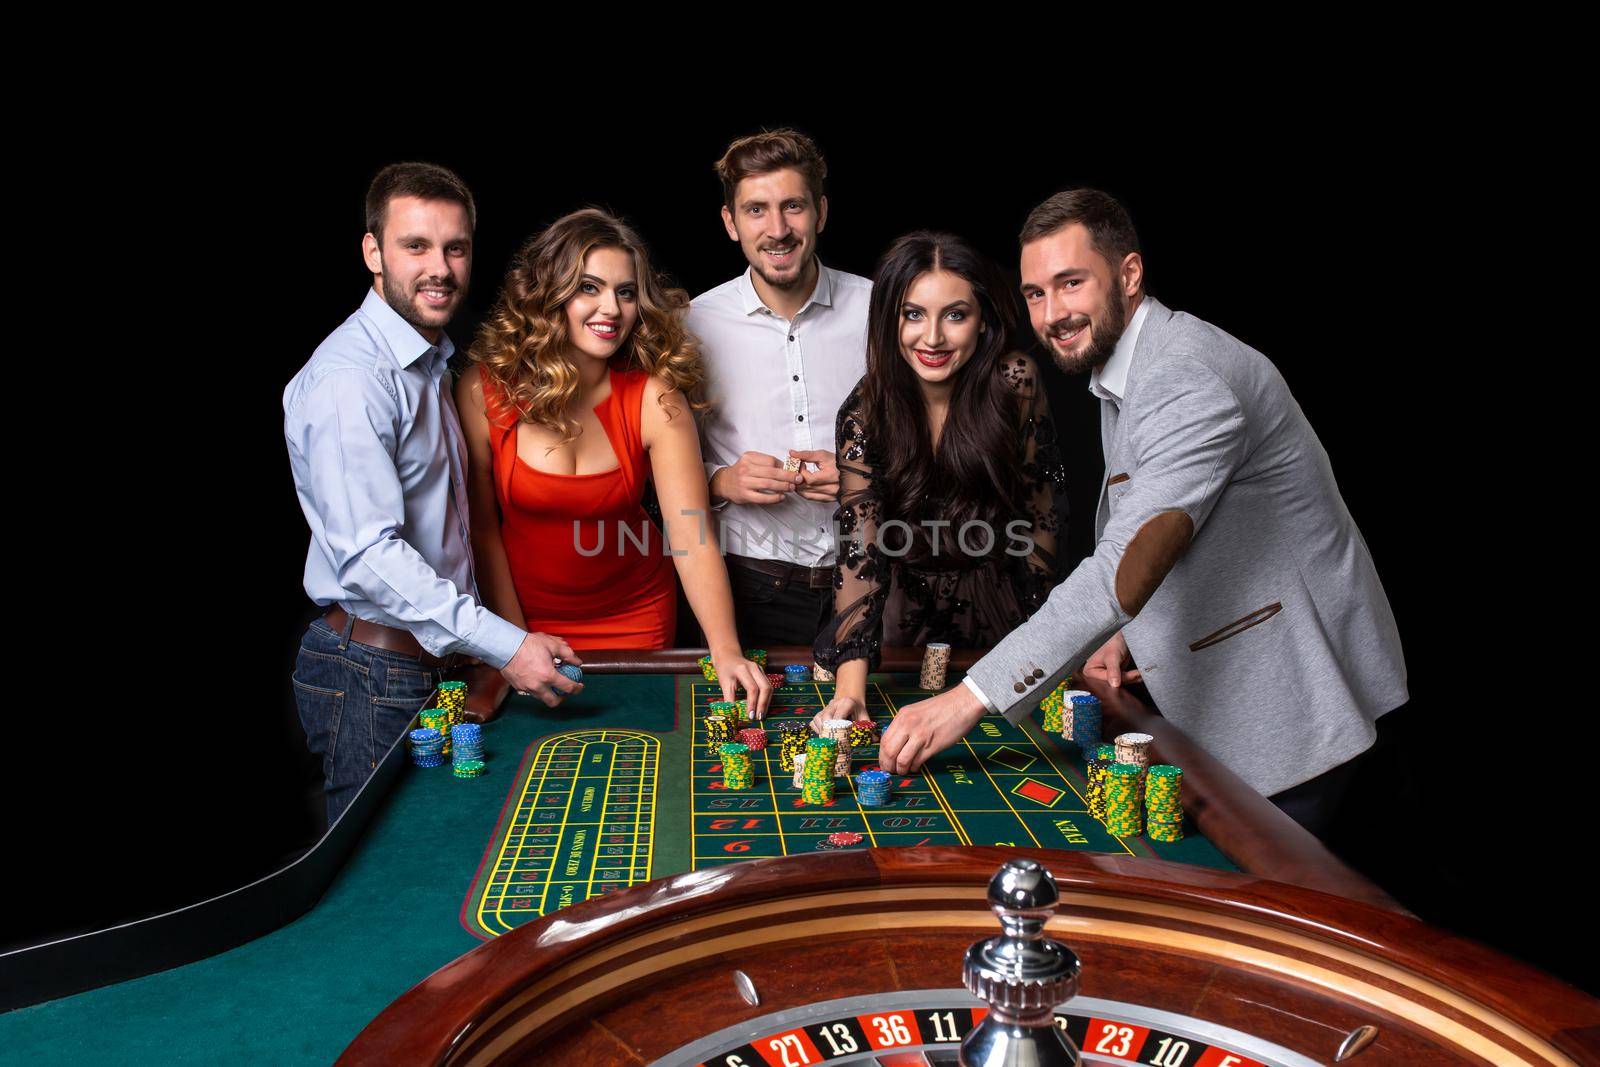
[814,379,892,672]
[1001,354,1067,618]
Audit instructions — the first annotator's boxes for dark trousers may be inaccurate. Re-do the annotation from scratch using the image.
[1267,754,1366,839]
[1267,707,1402,839]
[725,555,835,649]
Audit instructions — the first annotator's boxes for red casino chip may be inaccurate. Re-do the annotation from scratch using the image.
[827,831,864,846]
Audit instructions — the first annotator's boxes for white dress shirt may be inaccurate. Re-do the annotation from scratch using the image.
[688,263,872,566]
[962,297,1151,711]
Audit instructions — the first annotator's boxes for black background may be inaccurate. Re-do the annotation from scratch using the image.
[15,110,1590,994]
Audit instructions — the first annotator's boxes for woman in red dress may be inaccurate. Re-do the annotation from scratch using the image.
[457,208,769,715]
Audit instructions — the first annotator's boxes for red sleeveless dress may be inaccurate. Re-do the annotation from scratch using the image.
[480,365,676,649]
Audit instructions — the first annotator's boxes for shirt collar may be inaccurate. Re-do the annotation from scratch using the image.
[360,286,453,370]
[736,260,834,318]
[1088,296,1150,403]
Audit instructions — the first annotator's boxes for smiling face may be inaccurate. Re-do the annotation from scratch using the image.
[363,195,472,341]
[720,167,828,292]
[564,245,639,363]
[898,269,982,388]
[1019,223,1138,376]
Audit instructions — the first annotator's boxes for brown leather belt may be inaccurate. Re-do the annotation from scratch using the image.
[726,553,836,591]
[323,606,458,669]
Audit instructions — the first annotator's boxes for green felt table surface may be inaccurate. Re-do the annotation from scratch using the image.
[0,672,1233,1065]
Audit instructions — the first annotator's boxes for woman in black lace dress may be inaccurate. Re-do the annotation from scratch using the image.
[813,231,1066,724]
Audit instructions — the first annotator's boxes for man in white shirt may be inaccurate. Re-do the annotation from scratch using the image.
[687,129,872,646]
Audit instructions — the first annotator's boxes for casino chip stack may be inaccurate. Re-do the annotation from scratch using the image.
[1059,689,1090,741]
[450,723,484,763]
[802,738,837,803]
[1145,765,1184,842]
[734,699,750,723]
[698,654,717,683]
[766,672,785,688]
[812,662,835,683]
[555,663,583,691]
[1115,732,1154,799]
[437,680,466,718]
[744,649,768,671]
[777,722,809,772]
[708,700,737,723]
[409,727,445,768]
[920,642,951,691]
[420,709,451,756]
[1039,686,1065,734]
[820,719,854,777]
[847,720,877,751]
[705,714,733,756]
[856,770,891,807]
[792,752,808,789]
[784,663,810,685]
[1105,762,1144,837]
[1069,693,1103,753]
[827,831,863,848]
[720,742,755,790]
[1085,755,1111,820]
[453,757,485,779]
[736,727,767,750]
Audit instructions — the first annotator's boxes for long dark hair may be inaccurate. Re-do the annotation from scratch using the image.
[863,231,1023,549]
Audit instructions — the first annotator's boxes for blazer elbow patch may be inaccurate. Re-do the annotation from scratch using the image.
[1115,510,1194,615]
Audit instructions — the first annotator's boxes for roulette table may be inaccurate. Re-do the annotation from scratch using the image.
[3,648,1594,1065]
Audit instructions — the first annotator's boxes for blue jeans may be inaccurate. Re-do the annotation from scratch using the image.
[292,615,447,825]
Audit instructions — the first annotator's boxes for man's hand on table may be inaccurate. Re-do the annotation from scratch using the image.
[1081,630,1142,688]
[878,683,987,774]
[499,632,583,708]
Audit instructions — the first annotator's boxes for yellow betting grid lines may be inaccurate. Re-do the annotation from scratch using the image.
[1016,717,1092,810]
[592,732,657,888]
[481,734,564,934]
[479,731,659,932]
[880,683,972,846]
[634,736,658,882]
[759,734,792,856]
[538,740,597,914]
[959,730,1044,848]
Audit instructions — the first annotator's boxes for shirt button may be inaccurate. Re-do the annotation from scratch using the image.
[797,415,804,422]
[792,375,799,382]
[788,335,795,342]
[1013,682,1026,694]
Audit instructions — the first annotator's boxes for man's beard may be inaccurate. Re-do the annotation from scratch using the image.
[1046,292,1127,376]
[381,270,463,332]
[753,246,812,291]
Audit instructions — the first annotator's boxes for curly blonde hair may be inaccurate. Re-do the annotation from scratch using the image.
[469,208,704,442]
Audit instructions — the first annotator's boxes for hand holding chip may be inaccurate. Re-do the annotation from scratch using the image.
[878,684,986,774]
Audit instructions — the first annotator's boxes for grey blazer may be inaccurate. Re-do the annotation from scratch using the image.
[967,298,1407,796]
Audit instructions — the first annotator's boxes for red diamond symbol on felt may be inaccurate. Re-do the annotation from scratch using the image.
[1012,778,1066,807]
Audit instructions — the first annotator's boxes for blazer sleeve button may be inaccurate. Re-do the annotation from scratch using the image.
[1013,682,1026,693]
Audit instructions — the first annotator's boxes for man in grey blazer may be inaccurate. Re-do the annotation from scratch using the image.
[879,189,1406,833]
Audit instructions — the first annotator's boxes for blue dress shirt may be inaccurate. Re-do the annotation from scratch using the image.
[283,288,526,668]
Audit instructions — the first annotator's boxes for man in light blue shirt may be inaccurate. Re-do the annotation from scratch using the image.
[284,162,579,823]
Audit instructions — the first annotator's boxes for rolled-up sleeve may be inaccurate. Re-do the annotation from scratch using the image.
[287,368,525,667]
[966,356,1248,721]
